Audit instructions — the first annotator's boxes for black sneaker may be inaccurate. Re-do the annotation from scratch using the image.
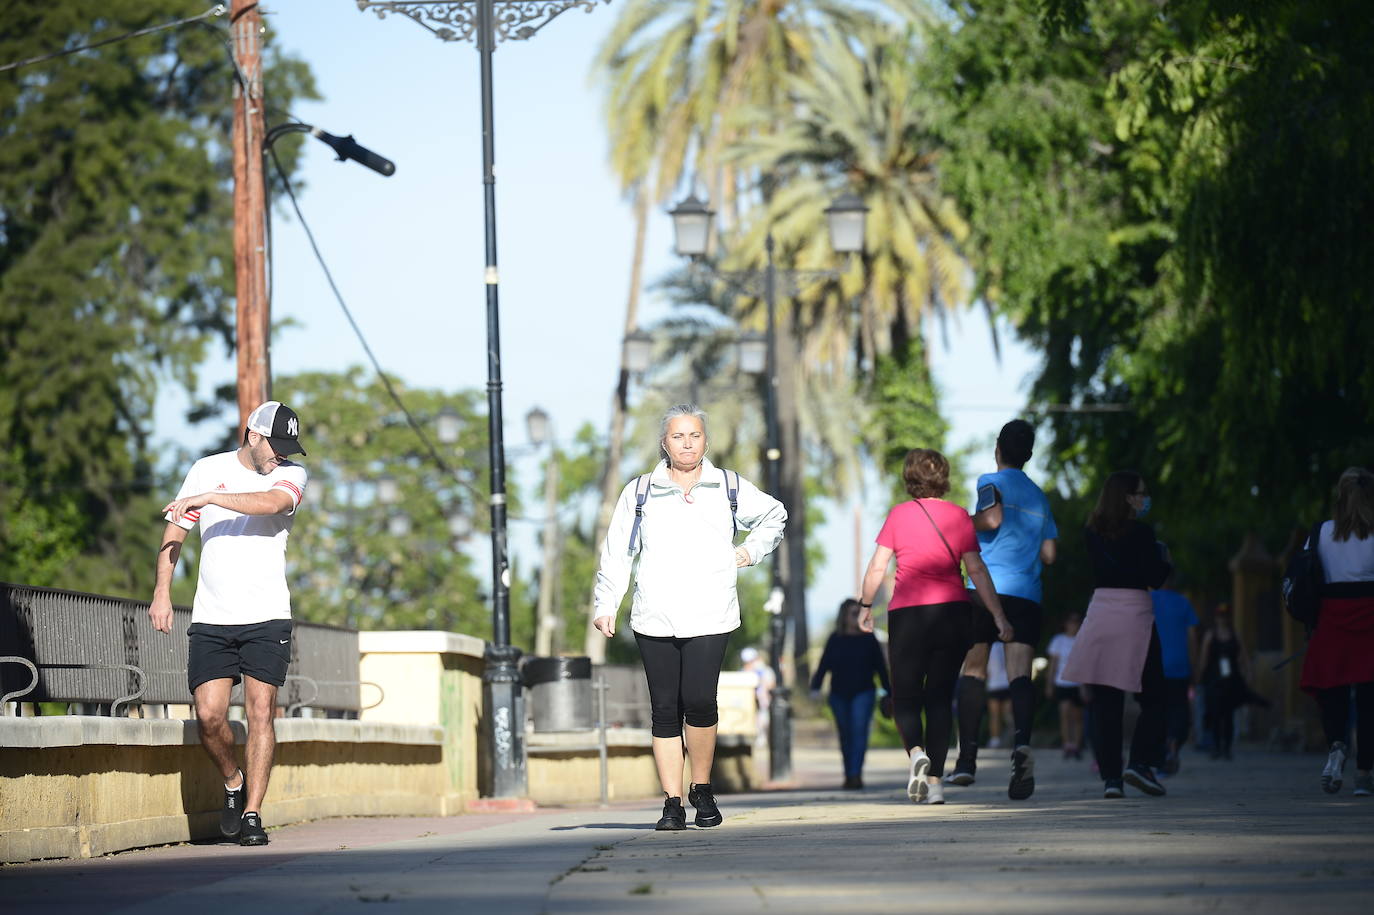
[1123,764,1166,797]
[655,796,687,831]
[1103,779,1124,799]
[1008,746,1035,800]
[944,759,976,786]
[220,770,246,838]
[238,811,269,846]
[688,782,723,828]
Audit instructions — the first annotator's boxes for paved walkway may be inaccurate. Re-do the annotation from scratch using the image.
[7,742,1374,913]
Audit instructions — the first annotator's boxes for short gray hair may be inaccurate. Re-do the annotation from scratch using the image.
[659,403,707,460]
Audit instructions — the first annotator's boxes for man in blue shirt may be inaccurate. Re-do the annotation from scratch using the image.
[1150,567,1198,774]
[946,420,1058,800]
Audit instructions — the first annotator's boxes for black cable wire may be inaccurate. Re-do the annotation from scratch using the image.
[264,145,472,493]
[0,5,227,74]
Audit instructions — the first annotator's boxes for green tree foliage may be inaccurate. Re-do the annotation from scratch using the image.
[925,0,1374,608]
[270,369,498,633]
[0,1,316,596]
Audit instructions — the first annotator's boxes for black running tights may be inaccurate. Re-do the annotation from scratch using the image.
[635,631,731,739]
[888,602,972,777]
[1089,625,1167,781]
[1317,682,1374,770]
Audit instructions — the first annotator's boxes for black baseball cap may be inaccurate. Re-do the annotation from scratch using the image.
[246,401,307,457]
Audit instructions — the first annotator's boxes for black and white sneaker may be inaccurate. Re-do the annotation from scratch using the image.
[1103,779,1124,799]
[655,796,687,831]
[1322,741,1348,794]
[1008,746,1035,800]
[1123,764,1166,797]
[688,782,723,828]
[220,770,246,838]
[238,811,269,846]
[943,764,976,787]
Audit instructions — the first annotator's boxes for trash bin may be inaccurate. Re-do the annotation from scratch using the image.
[524,656,593,732]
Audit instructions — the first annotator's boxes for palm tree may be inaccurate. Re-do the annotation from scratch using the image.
[584,0,891,659]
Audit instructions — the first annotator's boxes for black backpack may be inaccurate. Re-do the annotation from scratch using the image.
[1281,521,1326,631]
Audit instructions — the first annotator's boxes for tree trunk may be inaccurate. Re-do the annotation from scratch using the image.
[584,186,651,662]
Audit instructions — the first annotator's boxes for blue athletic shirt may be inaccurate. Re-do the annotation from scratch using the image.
[969,468,1058,603]
[1150,588,1199,679]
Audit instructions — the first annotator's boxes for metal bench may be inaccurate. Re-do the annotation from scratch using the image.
[0,582,367,717]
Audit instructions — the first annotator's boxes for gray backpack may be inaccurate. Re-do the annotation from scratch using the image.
[626,468,740,554]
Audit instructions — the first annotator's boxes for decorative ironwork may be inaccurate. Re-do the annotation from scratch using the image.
[356,0,610,44]
[691,261,844,299]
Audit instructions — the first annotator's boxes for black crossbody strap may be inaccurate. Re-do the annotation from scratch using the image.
[914,499,960,572]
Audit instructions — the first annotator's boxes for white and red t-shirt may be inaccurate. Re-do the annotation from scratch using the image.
[876,498,980,608]
[168,450,308,625]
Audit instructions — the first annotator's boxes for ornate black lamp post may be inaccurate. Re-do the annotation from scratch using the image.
[668,192,867,783]
[357,0,610,800]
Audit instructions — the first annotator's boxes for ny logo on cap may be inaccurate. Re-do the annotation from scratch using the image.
[286,416,299,437]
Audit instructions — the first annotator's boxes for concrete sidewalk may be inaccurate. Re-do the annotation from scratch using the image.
[6,743,1373,913]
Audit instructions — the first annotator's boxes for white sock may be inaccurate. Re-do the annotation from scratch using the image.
[225,768,244,791]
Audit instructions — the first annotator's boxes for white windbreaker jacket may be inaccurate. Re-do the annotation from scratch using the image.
[594,458,787,638]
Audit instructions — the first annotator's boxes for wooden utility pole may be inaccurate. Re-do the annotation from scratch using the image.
[231,0,269,429]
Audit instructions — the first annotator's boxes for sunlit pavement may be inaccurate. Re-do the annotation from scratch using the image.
[7,741,1374,913]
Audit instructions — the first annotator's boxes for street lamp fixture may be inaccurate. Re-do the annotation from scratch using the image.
[737,331,768,376]
[359,0,611,802]
[525,406,551,448]
[622,329,655,375]
[667,187,868,785]
[824,193,868,255]
[668,194,714,259]
[436,405,462,445]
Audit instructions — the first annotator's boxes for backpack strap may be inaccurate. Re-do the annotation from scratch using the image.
[723,469,739,536]
[626,474,652,554]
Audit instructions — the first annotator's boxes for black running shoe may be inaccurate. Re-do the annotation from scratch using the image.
[1123,764,1167,797]
[1103,779,1124,799]
[655,796,687,831]
[238,811,269,846]
[1009,746,1035,800]
[688,782,723,828]
[220,770,246,838]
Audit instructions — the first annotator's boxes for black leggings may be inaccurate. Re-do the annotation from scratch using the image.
[1317,682,1374,770]
[635,631,731,739]
[1088,624,1166,780]
[888,602,973,777]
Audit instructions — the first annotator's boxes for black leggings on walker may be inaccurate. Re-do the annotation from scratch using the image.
[888,601,973,777]
[635,631,732,739]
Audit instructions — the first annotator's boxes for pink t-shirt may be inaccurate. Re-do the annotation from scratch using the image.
[876,499,980,609]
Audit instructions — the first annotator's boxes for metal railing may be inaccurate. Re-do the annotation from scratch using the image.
[1,582,361,717]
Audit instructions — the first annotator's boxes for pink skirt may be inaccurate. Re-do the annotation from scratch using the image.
[1061,588,1155,693]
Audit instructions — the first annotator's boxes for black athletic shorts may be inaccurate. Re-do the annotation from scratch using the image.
[968,590,1043,646]
[187,619,294,693]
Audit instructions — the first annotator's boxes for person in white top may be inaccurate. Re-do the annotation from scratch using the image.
[1046,613,1085,759]
[593,404,786,830]
[148,401,309,847]
[1299,467,1374,796]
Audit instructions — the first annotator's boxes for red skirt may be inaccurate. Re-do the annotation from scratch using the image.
[1299,595,1374,694]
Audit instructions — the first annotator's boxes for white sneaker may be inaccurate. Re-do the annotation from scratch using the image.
[1322,741,1348,794]
[907,750,931,803]
[925,780,945,805]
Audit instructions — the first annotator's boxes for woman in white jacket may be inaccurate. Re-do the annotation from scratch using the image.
[592,404,787,831]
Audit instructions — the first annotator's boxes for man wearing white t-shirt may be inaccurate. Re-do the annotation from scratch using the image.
[148,401,309,847]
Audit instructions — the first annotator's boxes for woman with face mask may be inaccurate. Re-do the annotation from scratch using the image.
[1061,470,1173,799]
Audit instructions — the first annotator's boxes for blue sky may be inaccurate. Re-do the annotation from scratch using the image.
[158,2,1042,636]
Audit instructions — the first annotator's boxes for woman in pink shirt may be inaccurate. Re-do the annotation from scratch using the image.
[859,449,1012,804]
